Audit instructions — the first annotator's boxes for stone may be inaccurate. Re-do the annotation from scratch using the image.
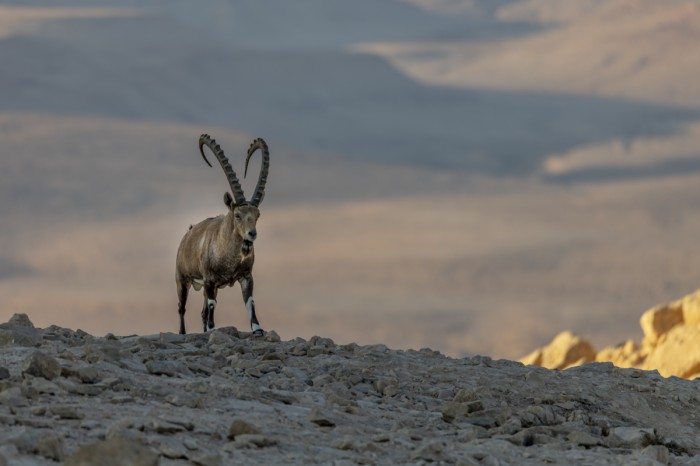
[608,427,655,448]
[0,326,41,347]
[143,417,187,434]
[50,405,84,420]
[681,290,700,327]
[7,314,34,328]
[5,429,65,461]
[190,453,223,466]
[145,359,185,377]
[640,303,683,346]
[234,434,278,448]
[643,325,700,378]
[639,445,669,465]
[0,387,27,407]
[519,331,595,370]
[309,407,336,427]
[0,368,8,380]
[228,419,260,439]
[159,437,188,459]
[22,351,61,380]
[64,435,159,466]
[441,400,484,423]
[208,330,235,347]
[596,339,645,368]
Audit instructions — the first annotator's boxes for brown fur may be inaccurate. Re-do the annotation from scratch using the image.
[176,202,261,334]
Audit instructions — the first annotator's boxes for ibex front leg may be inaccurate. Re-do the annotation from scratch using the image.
[202,282,218,332]
[240,276,263,336]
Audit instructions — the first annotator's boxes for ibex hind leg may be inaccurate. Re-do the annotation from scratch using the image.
[202,283,218,332]
[176,277,189,335]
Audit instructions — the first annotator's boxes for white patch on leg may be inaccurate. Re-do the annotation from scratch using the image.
[246,297,255,319]
[247,297,262,332]
[206,299,216,331]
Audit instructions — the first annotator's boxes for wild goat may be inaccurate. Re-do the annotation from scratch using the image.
[176,134,269,336]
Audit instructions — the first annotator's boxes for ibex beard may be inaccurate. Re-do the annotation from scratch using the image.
[176,134,269,336]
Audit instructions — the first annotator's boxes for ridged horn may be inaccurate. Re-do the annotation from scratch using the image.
[198,134,247,206]
[244,138,270,207]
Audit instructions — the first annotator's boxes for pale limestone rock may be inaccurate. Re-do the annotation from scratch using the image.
[596,339,646,368]
[519,331,595,370]
[643,324,700,378]
[681,290,700,327]
[640,303,683,346]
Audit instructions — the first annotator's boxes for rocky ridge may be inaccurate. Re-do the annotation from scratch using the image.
[1,314,700,465]
[522,288,700,379]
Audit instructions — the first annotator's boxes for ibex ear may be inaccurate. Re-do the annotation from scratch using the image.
[223,192,234,210]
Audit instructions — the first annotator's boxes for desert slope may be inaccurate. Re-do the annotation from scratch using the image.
[1,313,699,465]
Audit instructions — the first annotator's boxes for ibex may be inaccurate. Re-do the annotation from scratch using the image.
[176,134,269,336]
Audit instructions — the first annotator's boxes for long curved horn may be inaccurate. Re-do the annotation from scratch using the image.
[199,134,247,206]
[244,138,270,207]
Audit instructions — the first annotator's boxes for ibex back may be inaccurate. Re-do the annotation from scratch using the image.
[176,134,270,336]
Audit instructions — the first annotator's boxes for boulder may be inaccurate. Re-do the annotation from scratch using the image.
[596,340,645,368]
[681,290,700,327]
[22,351,62,380]
[643,324,700,378]
[519,331,595,370]
[639,303,683,346]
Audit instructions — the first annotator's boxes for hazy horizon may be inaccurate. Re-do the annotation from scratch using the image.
[2,0,700,358]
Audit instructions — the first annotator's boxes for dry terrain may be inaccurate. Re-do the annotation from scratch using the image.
[2,313,700,465]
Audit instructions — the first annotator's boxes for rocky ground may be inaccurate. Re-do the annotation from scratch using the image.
[1,314,700,465]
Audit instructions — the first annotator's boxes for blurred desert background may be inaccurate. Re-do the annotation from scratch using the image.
[2,0,700,359]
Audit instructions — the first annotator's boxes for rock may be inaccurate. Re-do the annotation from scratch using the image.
[640,303,683,346]
[228,419,260,439]
[145,359,186,377]
[0,368,9,380]
[7,314,34,328]
[520,331,596,370]
[208,330,235,347]
[22,351,61,380]
[608,426,655,448]
[190,453,223,466]
[64,435,159,466]
[411,441,445,462]
[643,325,700,378]
[441,400,484,422]
[143,417,187,434]
[159,437,188,459]
[596,339,646,368]
[5,429,65,461]
[0,325,41,347]
[681,290,700,327]
[639,445,669,465]
[233,434,278,448]
[309,407,336,427]
[0,387,27,407]
[49,405,84,420]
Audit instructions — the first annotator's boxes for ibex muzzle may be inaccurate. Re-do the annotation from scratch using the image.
[175,134,270,336]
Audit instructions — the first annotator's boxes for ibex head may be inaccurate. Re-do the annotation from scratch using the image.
[224,193,260,242]
[199,134,270,244]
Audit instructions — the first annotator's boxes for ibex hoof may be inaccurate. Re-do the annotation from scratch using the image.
[252,329,264,338]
